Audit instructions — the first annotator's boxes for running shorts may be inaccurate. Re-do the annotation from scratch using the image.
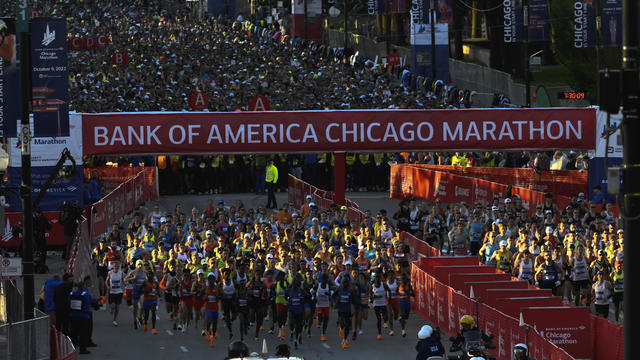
[108,293,123,305]
[316,307,329,317]
[143,299,158,310]
[205,310,219,322]
[595,304,609,317]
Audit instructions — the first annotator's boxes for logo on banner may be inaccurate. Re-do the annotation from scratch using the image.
[42,24,55,46]
[455,186,470,197]
[2,218,12,242]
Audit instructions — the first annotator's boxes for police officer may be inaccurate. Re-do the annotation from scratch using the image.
[69,281,93,354]
[415,325,445,360]
[265,159,278,209]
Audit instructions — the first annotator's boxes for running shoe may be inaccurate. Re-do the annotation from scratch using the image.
[339,327,344,339]
[377,333,382,340]
[359,329,363,335]
[402,330,406,337]
[210,338,215,348]
[143,324,148,332]
[269,328,274,334]
[206,331,210,340]
[112,321,118,327]
[294,341,298,350]
[152,328,157,335]
[177,324,183,331]
[201,329,206,336]
[169,316,174,321]
[321,334,327,341]
[259,325,265,331]
[342,340,348,349]
[389,330,394,336]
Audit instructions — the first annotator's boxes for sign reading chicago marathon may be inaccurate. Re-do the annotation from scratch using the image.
[82,109,596,155]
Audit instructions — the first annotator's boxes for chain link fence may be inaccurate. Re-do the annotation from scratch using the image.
[0,308,50,360]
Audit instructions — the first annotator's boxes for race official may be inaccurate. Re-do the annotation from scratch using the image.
[265,159,279,209]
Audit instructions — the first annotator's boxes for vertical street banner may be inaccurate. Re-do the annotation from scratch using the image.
[30,17,70,137]
[573,0,595,48]
[602,0,622,47]
[503,0,523,43]
[367,0,385,15]
[410,0,429,46]
[435,0,453,25]
[528,0,549,41]
[0,18,19,138]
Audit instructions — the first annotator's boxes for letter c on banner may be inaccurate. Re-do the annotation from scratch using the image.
[169,125,186,144]
[326,123,340,143]
[367,122,381,142]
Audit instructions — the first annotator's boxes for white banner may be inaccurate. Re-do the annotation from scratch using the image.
[594,108,622,158]
[9,113,83,167]
[291,0,322,16]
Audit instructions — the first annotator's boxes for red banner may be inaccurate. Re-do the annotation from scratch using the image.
[82,108,596,155]
[494,297,567,318]
[390,164,572,215]
[2,211,66,247]
[522,307,592,359]
[431,265,497,282]
[411,164,588,198]
[485,289,553,306]
[449,273,513,291]
[84,166,153,192]
[90,168,158,238]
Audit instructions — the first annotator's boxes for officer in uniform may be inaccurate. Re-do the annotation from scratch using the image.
[69,281,93,354]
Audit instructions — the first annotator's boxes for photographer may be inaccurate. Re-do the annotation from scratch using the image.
[60,201,83,260]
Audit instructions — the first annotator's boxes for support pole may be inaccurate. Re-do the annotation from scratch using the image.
[17,0,34,322]
[523,0,530,107]
[430,0,436,81]
[622,0,639,359]
[333,152,346,206]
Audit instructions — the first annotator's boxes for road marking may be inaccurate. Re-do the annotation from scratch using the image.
[322,343,330,349]
[166,330,173,336]
[156,315,160,320]
[180,346,188,353]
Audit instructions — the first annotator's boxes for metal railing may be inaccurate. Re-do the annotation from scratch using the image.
[0,280,23,324]
[0,309,50,360]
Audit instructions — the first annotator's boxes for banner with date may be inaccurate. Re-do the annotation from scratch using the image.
[31,17,70,137]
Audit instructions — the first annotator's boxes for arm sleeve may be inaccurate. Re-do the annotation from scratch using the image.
[273,166,279,183]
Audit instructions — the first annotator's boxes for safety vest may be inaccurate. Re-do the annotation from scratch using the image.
[318,153,327,164]
[211,155,222,168]
[373,153,385,166]
[359,154,370,164]
[612,271,624,293]
[346,153,357,166]
[266,164,278,183]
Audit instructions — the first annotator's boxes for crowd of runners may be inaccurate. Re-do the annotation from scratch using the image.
[93,197,415,350]
[394,192,624,321]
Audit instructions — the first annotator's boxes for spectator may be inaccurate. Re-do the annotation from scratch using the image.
[88,170,104,204]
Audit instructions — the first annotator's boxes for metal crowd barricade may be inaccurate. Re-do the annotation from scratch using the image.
[0,309,50,360]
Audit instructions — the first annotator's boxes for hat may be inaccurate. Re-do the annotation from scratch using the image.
[494,219,502,225]
[218,199,225,204]
[136,260,144,266]
[598,249,605,255]
[207,272,216,278]
[504,198,512,204]
[353,230,360,235]
[205,230,213,236]
[266,254,274,259]
[578,192,585,197]
[343,259,353,266]
[313,257,322,262]
[201,259,208,265]
[499,240,507,247]
[306,195,312,199]
[545,210,552,214]
[617,229,624,234]
[491,206,499,211]
[197,269,205,275]
[160,217,167,223]
[309,202,316,207]
[545,226,553,234]
[340,205,347,211]
[418,325,433,339]
[312,217,319,222]
[243,233,250,238]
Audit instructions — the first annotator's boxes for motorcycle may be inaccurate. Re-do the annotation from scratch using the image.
[447,328,496,360]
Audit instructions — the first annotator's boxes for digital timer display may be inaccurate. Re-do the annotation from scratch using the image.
[558,92,586,100]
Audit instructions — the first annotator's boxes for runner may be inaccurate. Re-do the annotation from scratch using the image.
[301,269,317,338]
[333,276,358,349]
[570,244,591,306]
[592,271,613,318]
[397,275,415,337]
[202,272,220,347]
[315,272,333,341]
[105,261,124,326]
[248,269,267,341]
[124,259,147,329]
[611,261,624,322]
[353,271,369,340]
[385,268,400,336]
[160,259,180,330]
[178,271,194,332]
[275,271,289,340]
[142,271,159,334]
[220,268,237,339]
[288,274,304,349]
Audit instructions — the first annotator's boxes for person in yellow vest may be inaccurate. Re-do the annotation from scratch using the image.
[358,153,371,191]
[266,159,279,209]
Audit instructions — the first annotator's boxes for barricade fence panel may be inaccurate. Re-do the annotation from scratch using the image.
[0,309,50,360]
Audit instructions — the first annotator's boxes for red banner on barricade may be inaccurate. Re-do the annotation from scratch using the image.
[2,211,65,247]
[84,166,151,192]
[494,297,567,318]
[485,289,554,306]
[432,265,497,282]
[410,164,588,198]
[590,314,624,360]
[522,307,592,359]
[391,164,573,215]
[82,109,596,155]
[449,273,513,291]
[464,280,530,299]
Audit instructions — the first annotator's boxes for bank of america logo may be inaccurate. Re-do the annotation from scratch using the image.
[42,24,55,46]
